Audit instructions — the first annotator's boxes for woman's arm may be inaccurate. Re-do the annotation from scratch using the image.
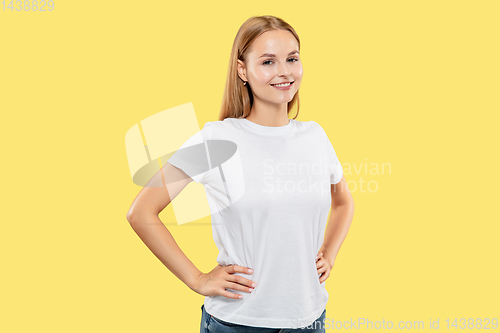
[319,175,355,267]
[126,162,202,292]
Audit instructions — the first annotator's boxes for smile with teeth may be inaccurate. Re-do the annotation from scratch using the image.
[271,81,293,87]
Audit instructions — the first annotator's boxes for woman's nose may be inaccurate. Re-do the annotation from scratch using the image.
[277,61,291,76]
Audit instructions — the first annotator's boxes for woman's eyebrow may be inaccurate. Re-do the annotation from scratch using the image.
[259,50,299,58]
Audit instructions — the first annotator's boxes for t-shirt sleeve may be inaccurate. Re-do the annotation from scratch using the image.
[311,121,343,185]
[326,138,343,184]
[166,122,212,184]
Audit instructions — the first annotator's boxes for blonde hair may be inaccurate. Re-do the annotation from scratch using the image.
[218,15,301,121]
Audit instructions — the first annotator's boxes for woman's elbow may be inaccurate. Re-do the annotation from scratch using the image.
[126,209,136,223]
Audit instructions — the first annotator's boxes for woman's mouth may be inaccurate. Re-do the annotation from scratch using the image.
[270,81,294,90]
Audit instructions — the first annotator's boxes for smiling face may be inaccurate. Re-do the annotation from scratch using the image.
[238,29,303,106]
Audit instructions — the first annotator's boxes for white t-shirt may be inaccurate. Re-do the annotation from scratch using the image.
[167,117,343,328]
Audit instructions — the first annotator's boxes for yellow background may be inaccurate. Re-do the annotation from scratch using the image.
[1,0,498,332]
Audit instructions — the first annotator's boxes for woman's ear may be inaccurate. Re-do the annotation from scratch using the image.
[237,59,247,82]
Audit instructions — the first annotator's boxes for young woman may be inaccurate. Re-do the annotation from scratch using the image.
[127,15,355,333]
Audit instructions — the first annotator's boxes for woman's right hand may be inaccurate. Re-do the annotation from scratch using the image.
[193,264,257,299]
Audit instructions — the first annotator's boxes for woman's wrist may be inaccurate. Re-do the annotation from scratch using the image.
[319,248,337,267]
[186,268,204,292]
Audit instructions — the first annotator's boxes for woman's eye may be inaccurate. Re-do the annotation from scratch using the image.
[263,58,299,65]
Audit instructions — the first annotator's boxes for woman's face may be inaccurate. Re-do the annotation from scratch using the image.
[238,29,303,106]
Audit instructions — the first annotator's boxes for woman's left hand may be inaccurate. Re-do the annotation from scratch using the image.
[316,252,334,283]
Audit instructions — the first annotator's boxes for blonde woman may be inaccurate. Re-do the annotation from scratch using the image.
[127,15,355,333]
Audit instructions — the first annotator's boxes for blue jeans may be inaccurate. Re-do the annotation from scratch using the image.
[200,304,326,333]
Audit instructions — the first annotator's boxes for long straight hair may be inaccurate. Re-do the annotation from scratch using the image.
[218,15,301,121]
